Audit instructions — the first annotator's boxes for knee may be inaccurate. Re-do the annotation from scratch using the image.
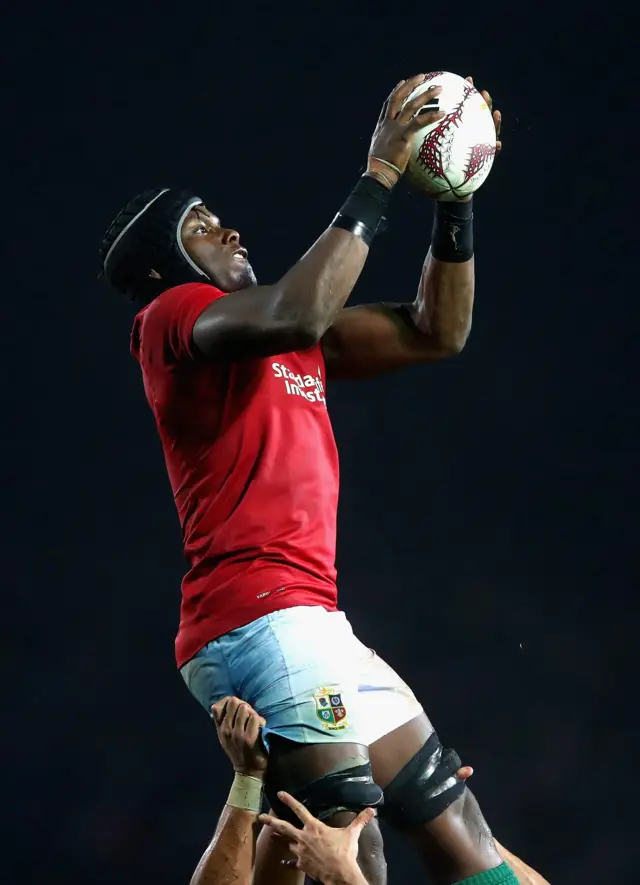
[381,731,467,829]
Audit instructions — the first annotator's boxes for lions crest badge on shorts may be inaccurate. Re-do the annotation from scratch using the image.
[313,687,348,731]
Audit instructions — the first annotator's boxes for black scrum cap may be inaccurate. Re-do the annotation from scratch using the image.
[99,188,209,300]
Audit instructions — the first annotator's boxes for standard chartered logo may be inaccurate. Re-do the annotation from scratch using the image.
[271,361,326,405]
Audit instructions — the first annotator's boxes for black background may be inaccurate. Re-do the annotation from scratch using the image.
[4,6,637,884]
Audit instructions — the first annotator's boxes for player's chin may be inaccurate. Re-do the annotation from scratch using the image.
[227,261,257,291]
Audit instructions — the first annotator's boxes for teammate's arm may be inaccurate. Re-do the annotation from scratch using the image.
[191,804,258,885]
[192,75,445,361]
[190,698,267,885]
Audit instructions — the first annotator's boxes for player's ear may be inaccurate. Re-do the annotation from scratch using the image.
[149,269,162,279]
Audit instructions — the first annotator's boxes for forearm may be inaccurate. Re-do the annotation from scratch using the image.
[190,806,258,885]
[274,226,369,341]
[190,774,263,885]
[410,197,475,352]
[494,840,551,885]
[412,247,474,353]
[274,171,394,341]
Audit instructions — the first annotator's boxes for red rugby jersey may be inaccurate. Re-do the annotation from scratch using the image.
[130,282,339,667]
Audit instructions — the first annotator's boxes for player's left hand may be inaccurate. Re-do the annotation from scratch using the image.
[466,76,502,154]
[212,696,268,780]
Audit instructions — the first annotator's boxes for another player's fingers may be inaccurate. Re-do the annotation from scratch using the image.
[244,709,262,743]
[221,696,242,728]
[277,791,314,825]
[212,697,230,726]
[387,73,426,118]
[349,807,375,835]
[232,701,251,732]
[456,765,474,781]
[221,698,245,739]
[259,814,299,841]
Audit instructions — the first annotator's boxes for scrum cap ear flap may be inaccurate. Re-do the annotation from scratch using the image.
[99,188,209,300]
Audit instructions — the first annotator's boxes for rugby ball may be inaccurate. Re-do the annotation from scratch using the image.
[404,71,497,201]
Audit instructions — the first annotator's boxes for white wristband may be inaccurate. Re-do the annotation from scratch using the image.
[226,773,264,813]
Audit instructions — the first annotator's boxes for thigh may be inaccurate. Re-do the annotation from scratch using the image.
[180,637,234,715]
[225,606,368,748]
[370,711,434,787]
[354,642,426,750]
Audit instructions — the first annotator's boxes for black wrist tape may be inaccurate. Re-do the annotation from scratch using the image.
[331,174,392,247]
[431,199,474,263]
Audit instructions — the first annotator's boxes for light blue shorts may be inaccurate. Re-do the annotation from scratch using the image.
[180,605,422,747]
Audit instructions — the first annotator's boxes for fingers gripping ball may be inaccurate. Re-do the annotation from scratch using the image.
[404,71,497,201]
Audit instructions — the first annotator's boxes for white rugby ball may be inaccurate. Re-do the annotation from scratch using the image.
[404,71,497,201]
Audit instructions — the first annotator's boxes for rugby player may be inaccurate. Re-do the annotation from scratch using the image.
[101,73,549,885]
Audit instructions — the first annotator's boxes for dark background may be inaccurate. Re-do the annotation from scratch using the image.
[4,6,637,884]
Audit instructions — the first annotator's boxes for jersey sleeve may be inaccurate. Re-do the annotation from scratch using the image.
[144,282,227,361]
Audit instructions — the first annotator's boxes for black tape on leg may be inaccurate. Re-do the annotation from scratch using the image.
[382,731,467,828]
[266,761,384,828]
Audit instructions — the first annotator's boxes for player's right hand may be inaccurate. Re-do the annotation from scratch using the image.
[367,74,445,187]
[212,696,268,780]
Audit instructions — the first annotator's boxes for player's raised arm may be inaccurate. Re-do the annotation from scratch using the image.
[189,75,445,360]
[322,78,503,381]
[189,698,267,885]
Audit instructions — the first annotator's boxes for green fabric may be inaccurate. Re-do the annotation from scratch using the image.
[454,862,518,885]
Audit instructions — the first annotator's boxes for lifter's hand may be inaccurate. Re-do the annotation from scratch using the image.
[261,792,375,885]
[367,74,445,189]
[212,696,268,780]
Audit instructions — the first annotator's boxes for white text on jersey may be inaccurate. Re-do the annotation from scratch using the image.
[271,362,326,406]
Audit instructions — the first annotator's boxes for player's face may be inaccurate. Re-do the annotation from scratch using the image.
[180,205,256,291]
